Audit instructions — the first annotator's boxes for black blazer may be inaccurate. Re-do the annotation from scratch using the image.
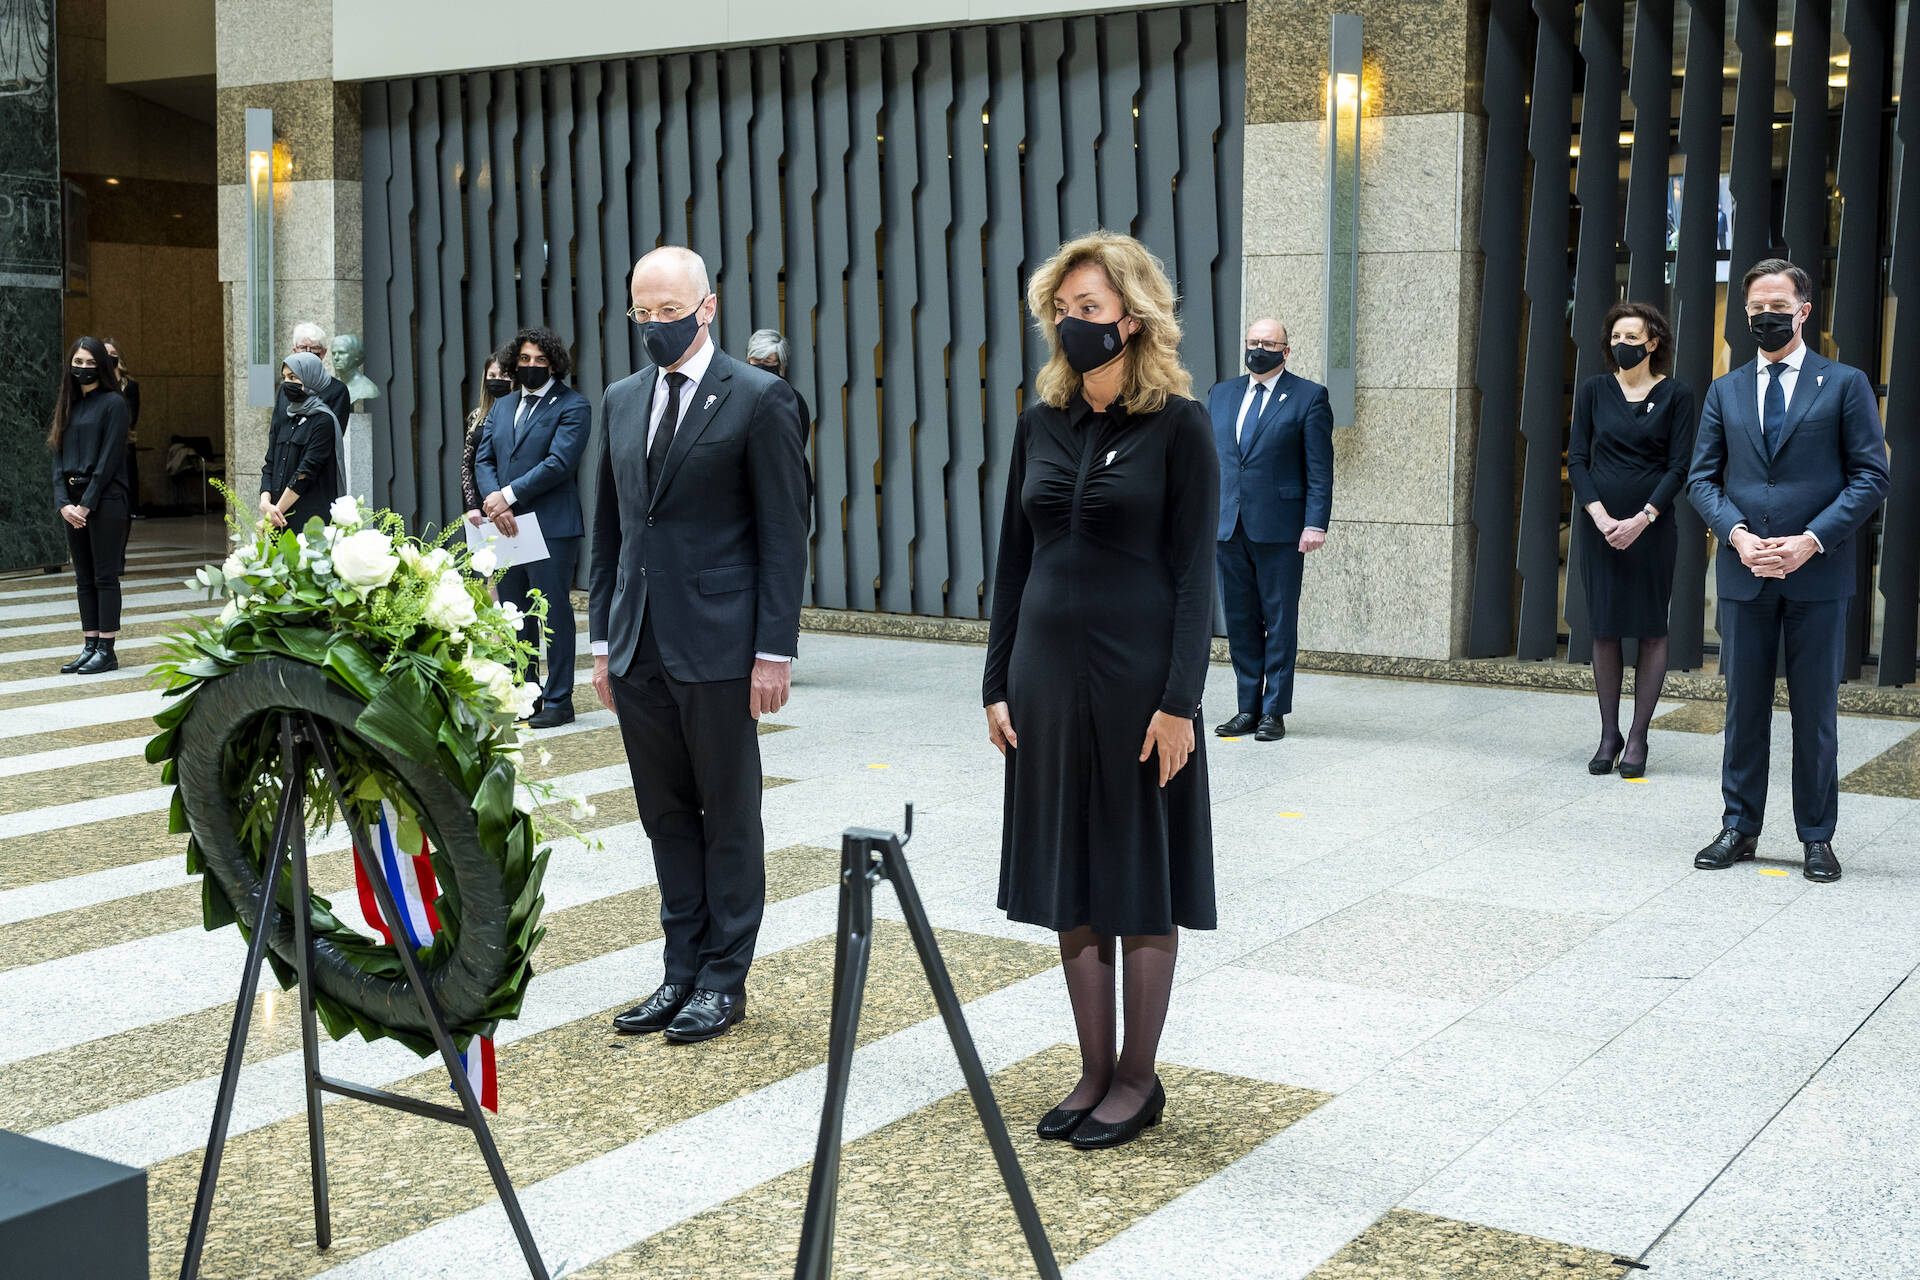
[589,347,810,682]
[1687,350,1890,603]
[474,381,593,540]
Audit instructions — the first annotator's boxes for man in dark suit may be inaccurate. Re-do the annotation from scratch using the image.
[475,325,593,729]
[1208,316,1334,743]
[1687,258,1890,882]
[592,246,809,1043]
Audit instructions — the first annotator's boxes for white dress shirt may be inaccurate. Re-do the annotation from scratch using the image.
[1735,341,1822,551]
[496,377,555,507]
[1234,367,1324,535]
[591,339,792,663]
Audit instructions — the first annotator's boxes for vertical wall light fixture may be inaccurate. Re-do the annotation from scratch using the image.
[245,107,276,407]
[1324,14,1362,428]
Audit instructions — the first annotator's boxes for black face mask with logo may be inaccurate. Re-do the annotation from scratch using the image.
[1611,342,1650,371]
[1245,347,1285,376]
[1056,316,1129,373]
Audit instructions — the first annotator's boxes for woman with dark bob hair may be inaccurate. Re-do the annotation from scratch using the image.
[49,336,134,675]
[1568,300,1696,778]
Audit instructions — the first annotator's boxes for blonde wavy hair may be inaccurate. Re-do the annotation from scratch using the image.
[1027,230,1191,415]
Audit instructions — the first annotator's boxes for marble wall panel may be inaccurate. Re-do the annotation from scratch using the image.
[212,0,331,90]
[1335,386,1474,526]
[1297,519,1476,659]
[214,79,342,185]
[1246,0,1483,125]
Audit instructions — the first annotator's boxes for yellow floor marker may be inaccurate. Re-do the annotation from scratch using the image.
[1624,778,1650,785]
[1220,737,1243,742]
[1758,868,1790,877]
[867,763,890,769]
[1279,811,1304,819]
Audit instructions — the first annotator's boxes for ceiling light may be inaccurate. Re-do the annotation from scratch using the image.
[104,177,119,185]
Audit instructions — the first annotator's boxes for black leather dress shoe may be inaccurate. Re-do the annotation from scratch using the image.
[1037,1105,1093,1141]
[1804,841,1842,882]
[1071,1079,1166,1150]
[1215,713,1258,737]
[612,983,692,1034]
[1255,715,1286,742]
[60,639,98,674]
[528,701,575,729]
[664,989,746,1043]
[1694,828,1758,870]
[73,642,118,675]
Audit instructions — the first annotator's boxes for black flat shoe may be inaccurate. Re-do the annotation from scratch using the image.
[1037,1105,1093,1141]
[1255,715,1286,742]
[60,639,98,674]
[612,982,692,1034]
[1804,841,1842,882]
[664,989,746,1043]
[1588,739,1624,775]
[1215,713,1258,737]
[1071,1080,1165,1150]
[1694,828,1758,870]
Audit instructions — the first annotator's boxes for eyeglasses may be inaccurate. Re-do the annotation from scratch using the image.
[627,296,706,324]
[1247,340,1289,352]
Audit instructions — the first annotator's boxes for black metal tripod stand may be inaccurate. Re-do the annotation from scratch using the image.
[792,807,1061,1280]
[178,712,548,1280]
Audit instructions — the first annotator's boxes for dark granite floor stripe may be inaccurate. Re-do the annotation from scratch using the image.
[0,842,839,1133]
[1305,1209,1624,1278]
[577,1043,1328,1278]
[0,669,161,711]
[1651,700,1727,735]
[0,716,163,759]
[1839,724,1920,799]
[0,610,218,655]
[142,922,1056,1280]
[0,750,168,815]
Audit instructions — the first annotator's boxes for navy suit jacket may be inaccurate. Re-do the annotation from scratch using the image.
[473,380,593,539]
[1686,350,1889,603]
[1207,369,1334,543]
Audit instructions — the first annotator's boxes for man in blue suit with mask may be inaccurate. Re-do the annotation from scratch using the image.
[475,325,593,728]
[1208,317,1334,743]
[1688,258,1890,882]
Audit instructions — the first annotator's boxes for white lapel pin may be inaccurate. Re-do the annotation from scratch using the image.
[1817,375,1825,387]
[704,393,717,409]
[1104,450,1117,467]
[1278,393,1288,404]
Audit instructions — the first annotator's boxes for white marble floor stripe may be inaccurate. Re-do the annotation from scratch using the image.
[0,575,211,603]
[0,734,153,780]
[0,587,207,622]
[0,661,162,698]
[0,633,176,668]
[0,785,175,840]
[0,852,196,928]
[0,606,219,642]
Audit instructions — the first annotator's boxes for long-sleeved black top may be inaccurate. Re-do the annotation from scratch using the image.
[261,403,341,529]
[52,387,132,513]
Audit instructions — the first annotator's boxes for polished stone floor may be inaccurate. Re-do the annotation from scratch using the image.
[3,519,1918,1279]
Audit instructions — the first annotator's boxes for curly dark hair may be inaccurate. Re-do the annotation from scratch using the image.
[1600,301,1675,376]
[510,326,572,381]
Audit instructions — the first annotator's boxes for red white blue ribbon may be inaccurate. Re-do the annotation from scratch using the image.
[353,800,498,1111]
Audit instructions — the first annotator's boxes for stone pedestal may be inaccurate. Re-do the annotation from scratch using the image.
[0,1130,147,1278]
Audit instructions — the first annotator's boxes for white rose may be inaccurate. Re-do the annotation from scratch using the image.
[471,547,498,577]
[509,681,540,720]
[424,547,453,572]
[398,544,427,575]
[332,529,400,590]
[218,599,240,627]
[425,570,480,631]
[497,599,525,632]
[462,655,519,710]
[329,495,364,527]
[222,553,249,580]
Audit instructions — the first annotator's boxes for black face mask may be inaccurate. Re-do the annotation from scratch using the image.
[1748,310,1798,352]
[71,364,98,387]
[283,380,304,396]
[514,364,551,392]
[1245,347,1285,376]
[641,308,705,368]
[484,376,513,398]
[1612,342,1650,371]
[1056,316,1129,374]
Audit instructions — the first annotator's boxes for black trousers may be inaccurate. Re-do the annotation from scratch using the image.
[67,492,131,632]
[500,535,579,710]
[609,617,766,993]
[1720,586,1847,843]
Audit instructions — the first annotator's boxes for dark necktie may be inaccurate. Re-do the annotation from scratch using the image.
[649,372,688,490]
[514,392,535,449]
[1764,362,1788,441]
[1243,383,1267,443]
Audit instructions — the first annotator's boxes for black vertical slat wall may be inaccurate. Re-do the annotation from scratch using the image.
[359,3,1246,618]
[1468,0,1920,687]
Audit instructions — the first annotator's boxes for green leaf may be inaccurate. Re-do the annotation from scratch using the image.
[355,671,442,765]
[322,638,386,702]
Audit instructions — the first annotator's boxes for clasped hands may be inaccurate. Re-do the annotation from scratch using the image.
[986,703,1195,788]
[1588,503,1650,551]
[1731,527,1819,579]
[257,493,288,529]
[60,503,89,529]
[482,491,519,537]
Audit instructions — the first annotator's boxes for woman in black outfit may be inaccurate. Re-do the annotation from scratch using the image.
[1568,300,1695,778]
[984,230,1218,1150]
[50,337,133,675]
[260,350,344,531]
[102,338,140,515]
[462,345,515,527]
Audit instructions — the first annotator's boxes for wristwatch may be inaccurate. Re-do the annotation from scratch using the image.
[1642,504,1659,523]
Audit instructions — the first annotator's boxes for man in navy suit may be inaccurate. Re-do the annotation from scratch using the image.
[1687,258,1890,882]
[1208,317,1334,743]
[475,325,593,728]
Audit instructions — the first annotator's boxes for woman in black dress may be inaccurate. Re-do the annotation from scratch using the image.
[463,345,515,526]
[1568,301,1695,778]
[984,231,1218,1150]
[259,350,344,531]
[49,337,133,675]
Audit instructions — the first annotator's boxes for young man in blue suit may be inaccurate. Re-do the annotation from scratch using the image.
[1687,258,1890,882]
[475,325,593,728]
[1208,317,1334,743]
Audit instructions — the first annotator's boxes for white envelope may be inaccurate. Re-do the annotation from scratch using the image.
[465,509,550,570]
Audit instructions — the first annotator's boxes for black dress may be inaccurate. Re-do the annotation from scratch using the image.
[983,394,1219,936]
[1567,373,1696,638]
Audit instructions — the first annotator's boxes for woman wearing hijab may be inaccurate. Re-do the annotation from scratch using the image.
[260,350,344,530]
[50,337,134,675]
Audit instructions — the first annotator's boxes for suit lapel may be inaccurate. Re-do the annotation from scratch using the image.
[648,352,735,511]
[1216,375,1248,462]
[1768,351,1832,459]
[1732,361,1768,464]
[1240,372,1289,457]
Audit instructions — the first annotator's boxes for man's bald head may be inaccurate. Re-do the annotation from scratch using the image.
[1247,317,1288,347]
[630,246,711,302]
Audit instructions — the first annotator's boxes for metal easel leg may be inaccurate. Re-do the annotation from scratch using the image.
[284,717,333,1249]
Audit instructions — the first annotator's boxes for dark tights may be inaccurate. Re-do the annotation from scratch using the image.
[1057,927,1178,1123]
[1592,635,1670,768]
